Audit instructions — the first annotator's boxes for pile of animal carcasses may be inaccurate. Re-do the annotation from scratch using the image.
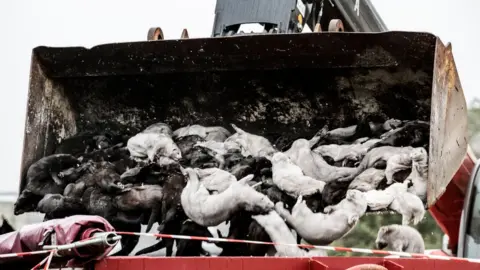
[13,118,430,257]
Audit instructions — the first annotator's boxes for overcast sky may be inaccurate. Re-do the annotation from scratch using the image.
[0,0,478,194]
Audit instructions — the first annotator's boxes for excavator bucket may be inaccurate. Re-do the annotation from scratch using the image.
[20,31,467,207]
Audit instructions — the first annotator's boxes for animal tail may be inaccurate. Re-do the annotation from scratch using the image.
[230,124,245,135]
[162,208,177,227]
[146,203,162,233]
[237,174,255,185]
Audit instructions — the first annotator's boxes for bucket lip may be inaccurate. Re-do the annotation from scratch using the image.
[32,30,440,51]
[30,31,439,79]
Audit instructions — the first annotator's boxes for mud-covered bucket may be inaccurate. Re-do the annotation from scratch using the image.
[20,31,468,206]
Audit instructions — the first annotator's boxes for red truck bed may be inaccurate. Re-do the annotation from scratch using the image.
[95,257,480,270]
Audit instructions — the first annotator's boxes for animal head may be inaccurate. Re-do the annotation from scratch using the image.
[167,141,183,161]
[375,225,398,250]
[14,190,38,215]
[344,190,368,212]
[410,147,428,162]
[149,135,182,161]
[93,135,111,149]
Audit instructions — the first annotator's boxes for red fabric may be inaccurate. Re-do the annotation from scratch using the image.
[0,215,115,266]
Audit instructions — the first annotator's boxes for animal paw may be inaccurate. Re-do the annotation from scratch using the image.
[275,201,285,211]
[157,223,165,233]
[315,125,329,138]
[323,206,334,214]
[347,214,359,226]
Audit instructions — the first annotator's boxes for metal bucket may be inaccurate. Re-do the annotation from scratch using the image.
[20,31,468,206]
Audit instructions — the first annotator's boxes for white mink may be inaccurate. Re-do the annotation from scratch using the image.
[342,146,415,182]
[275,190,367,245]
[285,139,357,183]
[271,152,325,197]
[348,168,386,192]
[375,224,425,253]
[230,124,277,158]
[385,153,412,184]
[389,191,425,225]
[313,138,381,163]
[127,133,182,162]
[173,125,231,142]
[194,167,237,193]
[181,168,274,227]
[251,211,307,257]
[364,181,410,211]
[194,140,241,156]
[406,147,429,203]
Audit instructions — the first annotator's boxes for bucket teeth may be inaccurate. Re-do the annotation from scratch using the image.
[181,29,189,39]
[147,27,164,41]
[328,19,344,32]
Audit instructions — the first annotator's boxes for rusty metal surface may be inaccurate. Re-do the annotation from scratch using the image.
[19,54,77,192]
[147,27,164,41]
[181,29,189,39]
[428,39,469,206]
[19,31,467,207]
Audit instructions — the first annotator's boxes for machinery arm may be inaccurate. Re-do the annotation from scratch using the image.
[211,0,388,37]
